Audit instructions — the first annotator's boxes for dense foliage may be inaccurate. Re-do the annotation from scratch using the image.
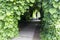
[20,0,41,21]
[0,0,36,40]
[1,0,60,40]
[40,0,60,40]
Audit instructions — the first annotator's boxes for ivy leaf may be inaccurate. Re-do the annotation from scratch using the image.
[6,11,11,16]
[26,0,30,3]
[49,8,57,14]
[59,6,60,10]
[16,11,21,16]
[10,0,14,2]
[0,16,5,20]
[53,2,59,8]
[55,0,59,2]
[30,0,35,3]
[14,6,18,10]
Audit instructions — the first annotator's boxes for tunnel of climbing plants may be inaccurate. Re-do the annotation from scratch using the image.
[0,0,60,40]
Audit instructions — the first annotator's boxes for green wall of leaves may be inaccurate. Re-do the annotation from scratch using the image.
[1,0,60,40]
[40,0,60,40]
[0,0,37,40]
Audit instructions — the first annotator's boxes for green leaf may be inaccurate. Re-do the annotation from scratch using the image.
[14,6,18,10]
[49,8,57,14]
[53,2,59,8]
[30,0,35,3]
[6,11,11,16]
[59,5,60,10]
[55,0,59,2]
[10,0,14,2]
[26,0,30,3]
[0,16,5,20]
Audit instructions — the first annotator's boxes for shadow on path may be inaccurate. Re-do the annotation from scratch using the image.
[12,21,40,40]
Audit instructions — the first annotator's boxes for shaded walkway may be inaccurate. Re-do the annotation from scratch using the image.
[12,21,40,40]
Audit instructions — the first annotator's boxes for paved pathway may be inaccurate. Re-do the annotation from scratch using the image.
[12,22,39,40]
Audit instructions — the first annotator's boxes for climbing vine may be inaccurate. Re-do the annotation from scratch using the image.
[0,0,36,40]
[40,0,60,40]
